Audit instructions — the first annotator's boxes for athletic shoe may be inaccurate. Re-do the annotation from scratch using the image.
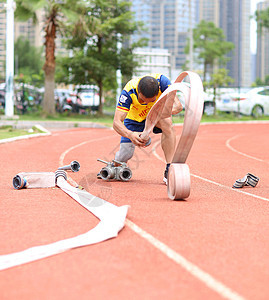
[163,163,170,185]
[163,169,168,185]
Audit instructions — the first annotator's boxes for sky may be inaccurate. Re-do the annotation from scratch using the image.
[250,0,264,54]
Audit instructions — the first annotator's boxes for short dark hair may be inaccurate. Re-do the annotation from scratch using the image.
[137,76,159,98]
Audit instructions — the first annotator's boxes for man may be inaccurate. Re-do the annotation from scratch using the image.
[100,73,183,183]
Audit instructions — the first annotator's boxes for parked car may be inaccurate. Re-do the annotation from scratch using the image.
[176,83,215,115]
[75,86,100,111]
[216,86,269,117]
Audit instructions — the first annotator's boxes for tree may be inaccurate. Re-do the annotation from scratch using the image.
[255,8,269,85]
[57,0,147,115]
[15,0,87,115]
[256,7,269,31]
[209,68,234,115]
[254,75,269,87]
[14,36,44,86]
[186,20,234,82]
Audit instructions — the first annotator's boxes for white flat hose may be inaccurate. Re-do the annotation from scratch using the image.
[0,173,129,271]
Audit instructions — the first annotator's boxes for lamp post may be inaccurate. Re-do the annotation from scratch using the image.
[5,0,15,117]
[116,33,122,107]
[188,0,193,71]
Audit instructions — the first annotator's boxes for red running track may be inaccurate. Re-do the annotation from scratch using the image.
[0,121,268,300]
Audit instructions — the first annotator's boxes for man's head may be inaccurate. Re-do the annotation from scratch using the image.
[137,76,159,104]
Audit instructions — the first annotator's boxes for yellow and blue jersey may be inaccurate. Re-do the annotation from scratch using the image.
[116,73,171,143]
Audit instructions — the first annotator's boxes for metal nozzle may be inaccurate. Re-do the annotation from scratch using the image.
[58,160,80,172]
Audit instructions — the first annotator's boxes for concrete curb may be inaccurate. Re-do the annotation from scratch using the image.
[0,120,109,130]
[0,120,109,144]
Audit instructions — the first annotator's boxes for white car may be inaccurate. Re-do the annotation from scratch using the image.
[216,86,269,117]
[177,84,215,115]
[76,86,100,111]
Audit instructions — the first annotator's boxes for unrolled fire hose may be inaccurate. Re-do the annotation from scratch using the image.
[13,160,80,189]
[140,71,204,200]
[2,163,129,271]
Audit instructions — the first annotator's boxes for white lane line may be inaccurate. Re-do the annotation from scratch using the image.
[59,135,116,186]
[62,137,245,300]
[126,219,245,300]
[152,137,269,202]
[226,135,266,163]
[59,135,116,165]
[191,174,269,202]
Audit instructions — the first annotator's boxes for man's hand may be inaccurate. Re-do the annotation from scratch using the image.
[128,131,148,147]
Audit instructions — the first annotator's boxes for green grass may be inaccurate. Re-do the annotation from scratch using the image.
[173,111,269,123]
[0,125,43,140]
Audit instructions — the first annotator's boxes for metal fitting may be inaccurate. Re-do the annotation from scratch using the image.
[97,159,132,181]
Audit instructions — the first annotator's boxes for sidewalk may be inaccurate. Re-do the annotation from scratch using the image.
[0,119,109,130]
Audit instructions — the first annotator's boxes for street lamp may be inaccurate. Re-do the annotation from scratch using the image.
[188,0,193,71]
[5,0,15,117]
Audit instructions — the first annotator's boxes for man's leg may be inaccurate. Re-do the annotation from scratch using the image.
[115,142,135,163]
[155,117,176,183]
[156,117,176,163]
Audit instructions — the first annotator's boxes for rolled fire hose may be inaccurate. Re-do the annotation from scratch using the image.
[232,173,259,188]
[168,71,204,200]
[140,71,204,200]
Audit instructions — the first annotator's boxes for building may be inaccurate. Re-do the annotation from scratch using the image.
[132,0,252,87]
[131,0,197,71]
[199,0,252,87]
[133,47,171,78]
[256,0,269,82]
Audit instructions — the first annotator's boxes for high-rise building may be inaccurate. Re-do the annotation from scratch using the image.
[200,0,251,87]
[199,0,220,24]
[132,0,252,87]
[256,0,269,81]
[131,0,197,71]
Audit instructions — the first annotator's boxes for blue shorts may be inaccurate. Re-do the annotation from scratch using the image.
[121,118,162,143]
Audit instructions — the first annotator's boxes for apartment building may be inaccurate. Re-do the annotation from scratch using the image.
[256,0,269,81]
[131,0,197,71]
[199,0,252,87]
[132,0,252,87]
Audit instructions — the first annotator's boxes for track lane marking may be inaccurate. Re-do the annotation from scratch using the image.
[60,137,246,300]
[152,139,269,202]
[0,127,246,299]
[191,174,269,202]
[126,219,245,300]
[226,135,267,163]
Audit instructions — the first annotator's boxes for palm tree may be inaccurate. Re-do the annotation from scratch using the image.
[15,0,87,114]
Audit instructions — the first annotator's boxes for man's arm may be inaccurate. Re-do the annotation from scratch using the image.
[113,110,147,147]
[159,75,183,115]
